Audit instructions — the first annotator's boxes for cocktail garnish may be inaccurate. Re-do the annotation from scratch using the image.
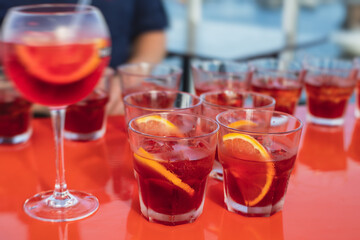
[16,38,107,84]
[227,120,257,129]
[134,147,195,196]
[222,133,274,206]
[134,115,183,137]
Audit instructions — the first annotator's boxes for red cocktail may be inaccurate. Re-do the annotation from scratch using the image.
[304,58,356,126]
[249,58,304,115]
[2,4,111,222]
[65,89,109,141]
[217,109,303,217]
[305,79,354,119]
[128,113,218,225]
[3,41,109,107]
[133,143,213,224]
[251,77,303,114]
[0,87,32,144]
[219,146,297,216]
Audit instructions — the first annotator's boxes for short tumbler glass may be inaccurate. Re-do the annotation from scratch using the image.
[200,90,275,180]
[216,109,303,217]
[128,112,219,225]
[64,68,113,141]
[0,69,32,144]
[304,57,356,126]
[249,58,305,115]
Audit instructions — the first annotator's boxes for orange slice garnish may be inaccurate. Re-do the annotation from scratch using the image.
[222,133,274,206]
[134,115,183,137]
[134,147,195,196]
[228,120,257,129]
[16,38,107,84]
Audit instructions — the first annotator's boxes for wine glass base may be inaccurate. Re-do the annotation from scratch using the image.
[24,190,99,222]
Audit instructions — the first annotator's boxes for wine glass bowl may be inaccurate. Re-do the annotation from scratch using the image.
[1,4,111,222]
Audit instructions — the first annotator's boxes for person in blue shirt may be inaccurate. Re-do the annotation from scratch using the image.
[0,0,169,67]
[0,0,169,115]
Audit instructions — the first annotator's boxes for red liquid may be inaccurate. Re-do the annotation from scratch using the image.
[3,41,110,107]
[195,80,248,96]
[251,77,302,114]
[219,145,296,217]
[305,77,354,118]
[133,142,214,225]
[0,89,32,137]
[65,89,109,134]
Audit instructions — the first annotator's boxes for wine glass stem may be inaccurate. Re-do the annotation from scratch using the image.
[50,108,70,200]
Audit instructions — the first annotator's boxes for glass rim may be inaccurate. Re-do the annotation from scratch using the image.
[303,57,353,73]
[9,4,98,15]
[128,112,220,140]
[216,109,303,135]
[123,90,203,111]
[117,62,182,78]
[200,90,276,110]
[252,70,303,81]
[191,59,249,74]
[248,57,302,72]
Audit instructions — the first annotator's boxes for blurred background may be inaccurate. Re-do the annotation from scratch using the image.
[162,0,360,91]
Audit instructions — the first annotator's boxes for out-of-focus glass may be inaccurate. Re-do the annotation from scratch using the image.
[64,68,113,141]
[0,68,32,144]
[249,58,305,115]
[191,59,251,96]
[303,57,356,126]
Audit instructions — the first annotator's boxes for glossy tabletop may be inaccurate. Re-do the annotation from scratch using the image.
[0,105,359,240]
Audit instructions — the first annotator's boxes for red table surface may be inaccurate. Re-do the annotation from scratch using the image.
[0,105,359,240]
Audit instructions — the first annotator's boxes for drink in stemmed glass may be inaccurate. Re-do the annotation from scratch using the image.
[1,4,111,221]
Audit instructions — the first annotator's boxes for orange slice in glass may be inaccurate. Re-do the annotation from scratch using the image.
[134,147,195,196]
[16,38,107,84]
[134,115,183,137]
[227,120,257,129]
[222,133,274,206]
